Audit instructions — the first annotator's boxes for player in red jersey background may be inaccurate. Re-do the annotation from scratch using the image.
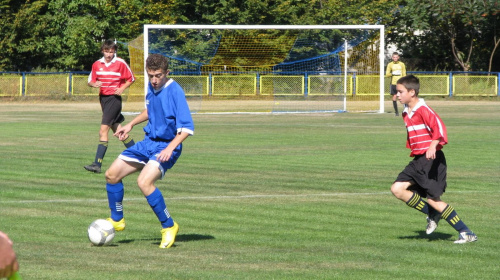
[390,75,477,244]
[84,40,136,174]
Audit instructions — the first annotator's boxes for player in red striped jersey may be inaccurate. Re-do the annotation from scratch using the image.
[84,40,136,174]
[390,75,477,244]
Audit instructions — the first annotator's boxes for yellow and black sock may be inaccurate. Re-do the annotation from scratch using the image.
[441,204,469,232]
[406,192,429,215]
[94,141,108,167]
[122,136,135,148]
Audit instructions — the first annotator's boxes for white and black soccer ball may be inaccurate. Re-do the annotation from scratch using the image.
[88,219,115,246]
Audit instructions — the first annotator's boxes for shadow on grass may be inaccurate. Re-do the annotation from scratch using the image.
[399,230,454,242]
[117,233,215,245]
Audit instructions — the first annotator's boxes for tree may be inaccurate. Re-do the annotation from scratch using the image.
[388,0,500,71]
[162,0,400,69]
[0,0,50,71]
[483,8,500,72]
[0,0,412,72]
[172,0,399,26]
[46,0,114,70]
[0,0,177,71]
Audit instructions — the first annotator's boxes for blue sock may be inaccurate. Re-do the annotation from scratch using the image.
[106,182,124,221]
[146,188,174,228]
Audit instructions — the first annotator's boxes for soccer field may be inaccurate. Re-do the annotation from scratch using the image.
[0,101,498,279]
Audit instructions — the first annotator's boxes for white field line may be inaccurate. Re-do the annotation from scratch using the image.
[0,190,496,204]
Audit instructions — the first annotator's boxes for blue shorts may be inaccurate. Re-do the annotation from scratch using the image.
[118,137,182,178]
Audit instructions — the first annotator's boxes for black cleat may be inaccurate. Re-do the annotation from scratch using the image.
[84,163,101,173]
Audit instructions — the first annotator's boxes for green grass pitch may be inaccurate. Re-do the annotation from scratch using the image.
[0,101,498,279]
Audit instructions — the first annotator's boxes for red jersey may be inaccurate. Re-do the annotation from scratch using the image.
[402,99,447,157]
[88,56,135,96]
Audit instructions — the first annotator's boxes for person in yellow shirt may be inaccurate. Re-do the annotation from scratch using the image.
[385,52,406,116]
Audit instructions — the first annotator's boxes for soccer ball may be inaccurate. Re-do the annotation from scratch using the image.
[88,219,115,246]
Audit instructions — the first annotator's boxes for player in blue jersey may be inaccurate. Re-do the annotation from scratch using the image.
[104,53,194,249]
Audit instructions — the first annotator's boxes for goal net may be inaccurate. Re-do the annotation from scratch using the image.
[128,25,385,113]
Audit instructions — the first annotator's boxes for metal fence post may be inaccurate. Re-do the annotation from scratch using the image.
[352,73,356,95]
[256,72,260,95]
[304,72,308,97]
[22,72,26,96]
[68,72,72,97]
[209,72,212,96]
[448,72,453,97]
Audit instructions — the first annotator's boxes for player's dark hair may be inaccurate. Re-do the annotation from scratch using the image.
[397,75,420,96]
[101,39,117,52]
[146,54,169,73]
[392,52,399,56]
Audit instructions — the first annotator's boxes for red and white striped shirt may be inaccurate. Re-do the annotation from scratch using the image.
[88,56,135,96]
[402,99,447,157]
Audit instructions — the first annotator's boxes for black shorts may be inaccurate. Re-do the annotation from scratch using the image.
[395,150,447,199]
[100,95,125,126]
[390,84,397,95]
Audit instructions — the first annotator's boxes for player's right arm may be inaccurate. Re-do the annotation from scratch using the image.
[114,109,149,141]
[88,81,102,88]
[385,62,392,77]
[87,63,103,88]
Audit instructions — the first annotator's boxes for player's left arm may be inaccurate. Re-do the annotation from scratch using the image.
[426,139,440,160]
[424,109,447,160]
[114,80,134,96]
[114,62,135,95]
[401,63,407,77]
[156,131,191,163]
[156,86,194,163]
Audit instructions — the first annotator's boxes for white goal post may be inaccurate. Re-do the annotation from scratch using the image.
[142,24,385,113]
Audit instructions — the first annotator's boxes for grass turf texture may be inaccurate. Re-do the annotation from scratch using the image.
[0,101,498,279]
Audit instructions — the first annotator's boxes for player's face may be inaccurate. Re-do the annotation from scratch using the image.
[102,49,116,63]
[396,84,414,104]
[392,54,399,62]
[147,69,169,91]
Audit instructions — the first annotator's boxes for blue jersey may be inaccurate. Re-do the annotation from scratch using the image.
[144,79,194,141]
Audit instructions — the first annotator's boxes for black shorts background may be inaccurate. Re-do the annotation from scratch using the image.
[395,150,447,199]
[390,84,398,95]
[100,95,125,126]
